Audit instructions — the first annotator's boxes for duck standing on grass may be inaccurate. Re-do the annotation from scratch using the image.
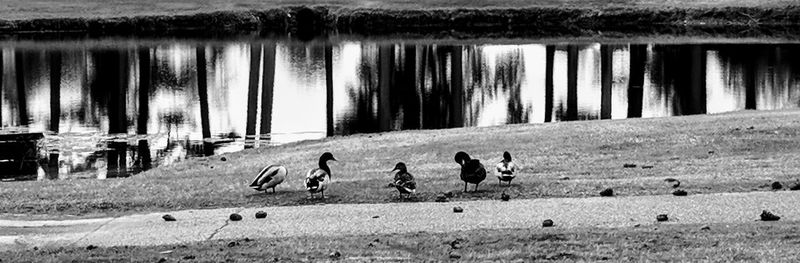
[249,165,288,193]
[305,152,337,199]
[455,151,487,192]
[495,151,519,185]
[390,162,416,199]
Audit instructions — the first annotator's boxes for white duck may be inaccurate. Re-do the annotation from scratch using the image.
[495,151,519,185]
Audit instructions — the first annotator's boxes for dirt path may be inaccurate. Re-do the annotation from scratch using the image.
[1,190,797,251]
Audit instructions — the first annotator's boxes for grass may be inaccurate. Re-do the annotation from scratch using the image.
[1,110,800,218]
[3,221,800,262]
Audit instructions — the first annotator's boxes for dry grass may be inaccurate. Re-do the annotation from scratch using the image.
[4,221,800,262]
[1,110,799,218]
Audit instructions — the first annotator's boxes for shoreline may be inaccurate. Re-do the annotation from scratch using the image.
[1,6,800,39]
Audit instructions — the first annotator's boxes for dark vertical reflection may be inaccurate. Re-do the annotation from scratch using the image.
[324,44,333,137]
[628,44,646,118]
[745,49,757,110]
[378,45,393,131]
[451,46,465,127]
[244,44,261,149]
[196,46,213,156]
[600,45,613,119]
[400,45,421,129]
[0,50,3,126]
[14,50,29,126]
[93,50,130,178]
[48,50,61,132]
[262,43,277,141]
[544,46,555,123]
[136,47,152,171]
[688,45,707,114]
[566,46,579,121]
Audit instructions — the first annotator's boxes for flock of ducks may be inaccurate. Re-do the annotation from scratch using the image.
[250,151,520,199]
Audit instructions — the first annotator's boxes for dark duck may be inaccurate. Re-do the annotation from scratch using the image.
[495,151,519,185]
[455,151,487,192]
[390,162,417,199]
[305,152,336,199]
[249,165,288,193]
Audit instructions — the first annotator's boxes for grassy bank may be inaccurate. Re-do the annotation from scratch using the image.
[4,221,799,261]
[1,1,799,39]
[1,110,799,218]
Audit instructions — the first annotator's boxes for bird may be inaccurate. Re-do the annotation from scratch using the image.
[454,151,487,192]
[305,152,337,199]
[249,164,288,193]
[495,151,519,185]
[664,178,681,188]
[390,162,416,199]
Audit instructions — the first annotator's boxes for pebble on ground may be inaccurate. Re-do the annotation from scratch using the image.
[791,183,800,191]
[672,190,688,196]
[542,219,554,227]
[162,214,176,222]
[760,210,781,221]
[599,188,614,197]
[329,251,342,259]
[229,213,243,221]
[656,214,669,222]
[453,206,464,213]
[772,182,783,190]
[255,211,267,219]
[500,193,510,201]
[623,163,637,168]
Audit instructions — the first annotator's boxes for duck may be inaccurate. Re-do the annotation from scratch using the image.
[305,152,337,198]
[454,151,487,192]
[495,151,519,185]
[391,162,416,199]
[249,164,288,193]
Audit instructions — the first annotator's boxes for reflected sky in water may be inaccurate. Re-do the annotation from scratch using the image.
[1,42,799,180]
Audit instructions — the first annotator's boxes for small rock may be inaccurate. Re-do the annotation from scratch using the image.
[372,215,380,219]
[623,163,637,168]
[747,126,755,130]
[329,251,341,259]
[672,190,688,196]
[790,183,800,191]
[599,188,614,197]
[500,192,510,201]
[162,214,176,222]
[542,219,554,227]
[449,252,462,259]
[227,241,239,247]
[656,214,668,222]
[641,165,654,169]
[559,176,570,180]
[633,224,641,228]
[158,258,167,263]
[772,182,783,190]
[453,206,464,213]
[255,211,267,219]
[220,157,227,161]
[700,225,711,231]
[708,150,715,154]
[183,255,196,260]
[760,210,781,221]
[86,245,97,250]
[229,213,243,221]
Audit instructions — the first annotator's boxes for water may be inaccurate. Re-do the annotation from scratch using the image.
[1,41,799,180]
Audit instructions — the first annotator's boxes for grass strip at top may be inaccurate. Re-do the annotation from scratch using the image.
[1,110,800,218]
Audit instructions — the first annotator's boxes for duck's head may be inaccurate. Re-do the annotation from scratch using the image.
[503,151,512,162]
[391,162,407,172]
[454,151,471,165]
[319,152,337,163]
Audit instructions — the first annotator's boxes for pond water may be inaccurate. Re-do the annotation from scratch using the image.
[1,41,799,180]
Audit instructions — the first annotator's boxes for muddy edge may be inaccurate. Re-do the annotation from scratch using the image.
[1,6,800,39]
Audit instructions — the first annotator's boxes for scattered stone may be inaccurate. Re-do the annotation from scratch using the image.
[641,165,654,169]
[183,255,196,260]
[444,191,455,198]
[500,192,510,201]
[86,245,97,250]
[158,258,167,263]
[772,181,783,190]
[790,183,800,191]
[701,225,711,231]
[708,150,715,154]
[760,210,781,221]
[229,213,243,221]
[747,126,755,130]
[599,188,614,197]
[449,239,465,249]
[372,215,380,219]
[656,214,669,222]
[453,206,464,213]
[220,157,227,161]
[542,219,554,227]
[255,211,268,219]
[623,163,637,168]
[329,251,342,259]
[227,241,239,247]
[435,195,448,202]
[672,190,688,196]
[162,214,176,222]
[633,224,641,228]
[449,252,462,259]
[559,176,570,180]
